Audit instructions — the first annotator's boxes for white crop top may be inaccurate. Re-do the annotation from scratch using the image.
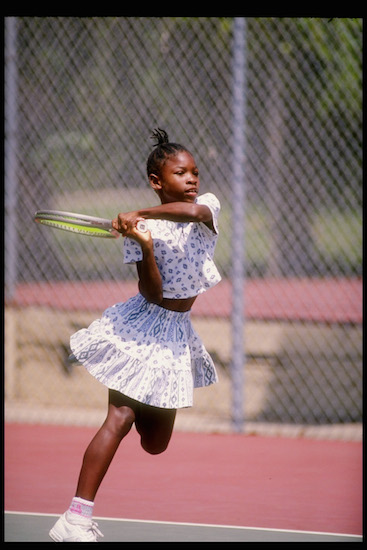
[123,192,221,299]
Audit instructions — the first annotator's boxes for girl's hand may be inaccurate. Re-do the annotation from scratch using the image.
[112,213,151,244]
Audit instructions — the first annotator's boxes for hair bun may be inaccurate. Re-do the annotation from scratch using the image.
[146,129,189,178]
[150,128,169,147]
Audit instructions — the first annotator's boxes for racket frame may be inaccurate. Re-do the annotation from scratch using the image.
[34,210,147,238]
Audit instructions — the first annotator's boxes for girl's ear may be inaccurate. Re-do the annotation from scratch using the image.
[149,173,162,192]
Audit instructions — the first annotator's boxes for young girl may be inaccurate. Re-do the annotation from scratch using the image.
[49,129,221,542]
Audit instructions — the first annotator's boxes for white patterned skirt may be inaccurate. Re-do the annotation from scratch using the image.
[70,293,218,409]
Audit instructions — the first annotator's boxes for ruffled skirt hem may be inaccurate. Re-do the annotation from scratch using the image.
[70,294,218,409]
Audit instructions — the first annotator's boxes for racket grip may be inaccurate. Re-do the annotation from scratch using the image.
[136,220,148,233]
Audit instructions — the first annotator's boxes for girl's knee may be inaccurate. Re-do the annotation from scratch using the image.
[107,406,135,439]
[140,438,169,455]
[136,406,176,455]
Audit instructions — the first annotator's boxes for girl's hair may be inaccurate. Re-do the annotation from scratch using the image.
[146,128,191,177]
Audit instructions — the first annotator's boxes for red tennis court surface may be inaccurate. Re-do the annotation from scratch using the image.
[9,277,362,323]
[4,423,362,536]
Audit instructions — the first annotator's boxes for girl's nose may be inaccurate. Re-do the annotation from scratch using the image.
[187,174,198,184]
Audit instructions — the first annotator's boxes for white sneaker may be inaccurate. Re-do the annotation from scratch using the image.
[49,511,104,542]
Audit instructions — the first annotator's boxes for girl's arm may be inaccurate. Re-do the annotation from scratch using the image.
[123,226,163,304]
[115,202,214,232]
[138,202,212,224]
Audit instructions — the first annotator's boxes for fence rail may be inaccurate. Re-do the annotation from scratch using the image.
[5,17,362,434]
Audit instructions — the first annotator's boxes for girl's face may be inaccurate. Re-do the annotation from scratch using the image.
[149,151,200,204]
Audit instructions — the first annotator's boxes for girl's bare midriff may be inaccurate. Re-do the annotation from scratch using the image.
[159,296,197,312]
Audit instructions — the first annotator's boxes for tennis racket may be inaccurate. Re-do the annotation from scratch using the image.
[34,210,147,239]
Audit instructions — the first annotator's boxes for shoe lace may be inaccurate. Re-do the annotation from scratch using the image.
[84,520,104,542]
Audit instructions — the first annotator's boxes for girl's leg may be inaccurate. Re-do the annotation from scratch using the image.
[135,403,176,455]
[75,390,137,501]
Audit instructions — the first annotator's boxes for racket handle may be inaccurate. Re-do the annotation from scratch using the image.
[136,220,148,233]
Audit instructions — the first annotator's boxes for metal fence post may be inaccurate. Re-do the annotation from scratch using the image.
[231,17,247,432]
[5,16,19,301]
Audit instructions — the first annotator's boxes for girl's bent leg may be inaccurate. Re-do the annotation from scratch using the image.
[135,403,176,455]
[75,390,136,501]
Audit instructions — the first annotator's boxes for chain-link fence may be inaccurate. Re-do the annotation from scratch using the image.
[5,17,362,436]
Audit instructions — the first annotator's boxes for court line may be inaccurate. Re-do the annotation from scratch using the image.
[4,510,362,540]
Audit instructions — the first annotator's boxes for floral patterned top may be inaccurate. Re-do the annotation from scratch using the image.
[123,192,221,299]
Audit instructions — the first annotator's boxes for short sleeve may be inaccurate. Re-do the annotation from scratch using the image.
[123,237,142,264]
[195,192,220,234]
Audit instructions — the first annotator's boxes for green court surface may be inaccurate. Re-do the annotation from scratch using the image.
[4,512,362,543]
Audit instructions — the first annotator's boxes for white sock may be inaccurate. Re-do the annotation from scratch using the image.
[68,496,94,520]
